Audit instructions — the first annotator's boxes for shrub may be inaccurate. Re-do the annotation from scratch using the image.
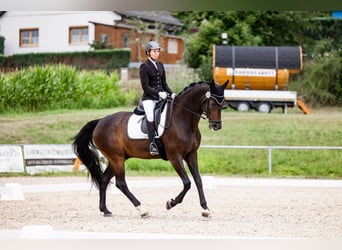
[291,49,342,106]
[0,55,5,68]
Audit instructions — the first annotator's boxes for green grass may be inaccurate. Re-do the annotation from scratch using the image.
[1,106,342,178]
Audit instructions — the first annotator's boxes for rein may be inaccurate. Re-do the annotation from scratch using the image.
[166,90,225,125]
[163,98,205,129]
[169,99,207,120]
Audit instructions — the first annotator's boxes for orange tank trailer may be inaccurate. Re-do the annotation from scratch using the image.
[213,45,302,90]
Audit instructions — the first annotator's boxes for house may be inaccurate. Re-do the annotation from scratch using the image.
[94,11,184,65]
[0,11,184,65]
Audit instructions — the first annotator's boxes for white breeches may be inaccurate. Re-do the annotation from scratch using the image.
[142,100,158,122]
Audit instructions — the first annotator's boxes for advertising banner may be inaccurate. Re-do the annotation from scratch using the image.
[23,144,77,174]
[0,145,25,172]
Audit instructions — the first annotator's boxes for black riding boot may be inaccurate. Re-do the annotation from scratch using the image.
[147,121,159,155]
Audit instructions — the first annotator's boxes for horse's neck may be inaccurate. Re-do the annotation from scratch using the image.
[173,85,208,128]
[177,85,208,112]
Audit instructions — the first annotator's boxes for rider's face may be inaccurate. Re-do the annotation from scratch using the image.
[149,49,160,60]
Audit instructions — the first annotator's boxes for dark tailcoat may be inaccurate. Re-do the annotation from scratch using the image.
[140,59,172,101]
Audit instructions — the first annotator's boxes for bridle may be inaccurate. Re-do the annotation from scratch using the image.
[167,90,225,124]
[202,91,225,127]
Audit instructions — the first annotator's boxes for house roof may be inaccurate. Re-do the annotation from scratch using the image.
[114,11,183,27]
[0,11,183,27]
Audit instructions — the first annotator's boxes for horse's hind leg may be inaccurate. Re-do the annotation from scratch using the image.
[99,165,115,216]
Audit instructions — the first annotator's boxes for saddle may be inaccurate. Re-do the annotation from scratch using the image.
[128,99,169,160]
[127,100,169,140]
[133,99,168,135]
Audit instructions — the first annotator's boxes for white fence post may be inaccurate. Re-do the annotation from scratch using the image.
[268,147,273,174]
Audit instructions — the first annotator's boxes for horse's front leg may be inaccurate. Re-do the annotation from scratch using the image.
[113,160,149,218]
[166,157,191,209]
[185,152,211,218]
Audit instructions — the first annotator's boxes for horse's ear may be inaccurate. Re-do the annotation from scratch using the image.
[221,80,229,90]
[209,79,216,92]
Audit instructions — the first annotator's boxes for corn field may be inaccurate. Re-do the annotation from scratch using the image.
[0,64,136,113]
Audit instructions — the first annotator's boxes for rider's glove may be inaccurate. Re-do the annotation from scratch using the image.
[158,91,168,100]
[171,93,176,99]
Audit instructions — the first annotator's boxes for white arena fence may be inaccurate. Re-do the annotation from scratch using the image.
[201,145,342,174]
[0,144,342,174]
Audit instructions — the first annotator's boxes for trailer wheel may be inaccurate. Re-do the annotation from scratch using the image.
[237,102,250,112]
[257,102,271,113]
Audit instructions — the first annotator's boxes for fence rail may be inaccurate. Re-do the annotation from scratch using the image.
[200,145,342,174]
[1,144,342,174]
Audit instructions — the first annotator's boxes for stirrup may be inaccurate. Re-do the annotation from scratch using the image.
[149,142,159,155]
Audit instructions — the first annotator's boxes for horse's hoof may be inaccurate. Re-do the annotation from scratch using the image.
[166,200,173,210]
[140,211,150,218]
[136,205,150,218]
[201,209,212,219]
[101,207,112,217]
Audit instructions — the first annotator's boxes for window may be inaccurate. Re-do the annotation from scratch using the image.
[101,34,109,43]
[69,26,88,44]
[121,33,130,48]
[20,28,39,47]
[167,38,178,54]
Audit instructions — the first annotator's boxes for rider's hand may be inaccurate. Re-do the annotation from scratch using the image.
[171,93,176,99]
[158,91,168,100]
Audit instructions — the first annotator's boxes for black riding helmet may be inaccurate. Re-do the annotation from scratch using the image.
[145,41,161,56]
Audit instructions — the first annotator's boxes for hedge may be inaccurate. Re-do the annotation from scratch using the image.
[0,36,4,54]
[1,49,131,71]
[0,55,4,67]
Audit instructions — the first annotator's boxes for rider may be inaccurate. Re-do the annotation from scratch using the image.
[139,40,176,155]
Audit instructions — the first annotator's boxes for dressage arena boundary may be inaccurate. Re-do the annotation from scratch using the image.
[1,144,342,174]
[1,176,342,239]
[2,176,342,199]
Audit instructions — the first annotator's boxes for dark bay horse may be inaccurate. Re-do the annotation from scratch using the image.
[72,79,228,218]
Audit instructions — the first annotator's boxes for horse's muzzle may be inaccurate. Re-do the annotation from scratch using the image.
[209,120,222,131]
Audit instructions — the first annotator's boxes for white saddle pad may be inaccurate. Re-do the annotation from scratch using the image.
[127,105,168,139]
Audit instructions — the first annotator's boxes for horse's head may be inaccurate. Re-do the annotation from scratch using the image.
[202,79,229,131]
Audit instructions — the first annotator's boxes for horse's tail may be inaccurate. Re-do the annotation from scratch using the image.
[72,119,102,189]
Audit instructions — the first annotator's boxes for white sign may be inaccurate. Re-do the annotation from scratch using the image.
[0,145,25,172]
[23,144,77,174]
[226,68,276,77]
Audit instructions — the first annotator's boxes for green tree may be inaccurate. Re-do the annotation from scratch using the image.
[291,40,342,106]
[173,11,342,106]
[183,19,224,69]
[290,16,342,106]
[175,11,329,70]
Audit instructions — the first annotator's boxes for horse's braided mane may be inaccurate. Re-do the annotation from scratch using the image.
[176,81,208,98]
